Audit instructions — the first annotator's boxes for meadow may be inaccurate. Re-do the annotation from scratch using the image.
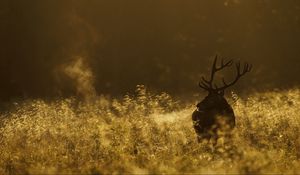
[0,85,299,174]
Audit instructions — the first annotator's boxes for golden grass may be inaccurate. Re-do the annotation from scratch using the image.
[0,85,300,174]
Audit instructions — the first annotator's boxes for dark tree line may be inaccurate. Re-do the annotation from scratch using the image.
[1,0,300,100]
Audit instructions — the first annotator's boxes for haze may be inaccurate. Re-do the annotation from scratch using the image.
[1,0,300,100]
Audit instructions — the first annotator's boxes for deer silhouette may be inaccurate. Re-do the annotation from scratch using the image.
[192,55,252,142]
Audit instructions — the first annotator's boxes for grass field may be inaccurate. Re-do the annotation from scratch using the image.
[0,85,300,174]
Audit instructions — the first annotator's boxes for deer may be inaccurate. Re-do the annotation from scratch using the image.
[192,55,252,143]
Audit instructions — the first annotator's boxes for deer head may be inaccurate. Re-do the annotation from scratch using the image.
[199,55,252,96]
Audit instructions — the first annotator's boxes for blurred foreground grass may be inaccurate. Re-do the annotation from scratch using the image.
[0,85,300,174]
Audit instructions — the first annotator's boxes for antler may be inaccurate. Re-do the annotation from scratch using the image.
[199,55,252,92]
[216,61,252,91]
[199,55,233,91]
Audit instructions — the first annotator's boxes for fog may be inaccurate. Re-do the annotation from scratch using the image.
[1,0,300,100]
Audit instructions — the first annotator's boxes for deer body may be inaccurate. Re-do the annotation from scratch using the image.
[192,92,235,140]
[193,56,251,141]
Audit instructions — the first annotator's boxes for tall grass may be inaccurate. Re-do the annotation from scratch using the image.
[0,85,299,174]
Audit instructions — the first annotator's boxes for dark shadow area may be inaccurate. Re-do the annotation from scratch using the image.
[1,0,300,101]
